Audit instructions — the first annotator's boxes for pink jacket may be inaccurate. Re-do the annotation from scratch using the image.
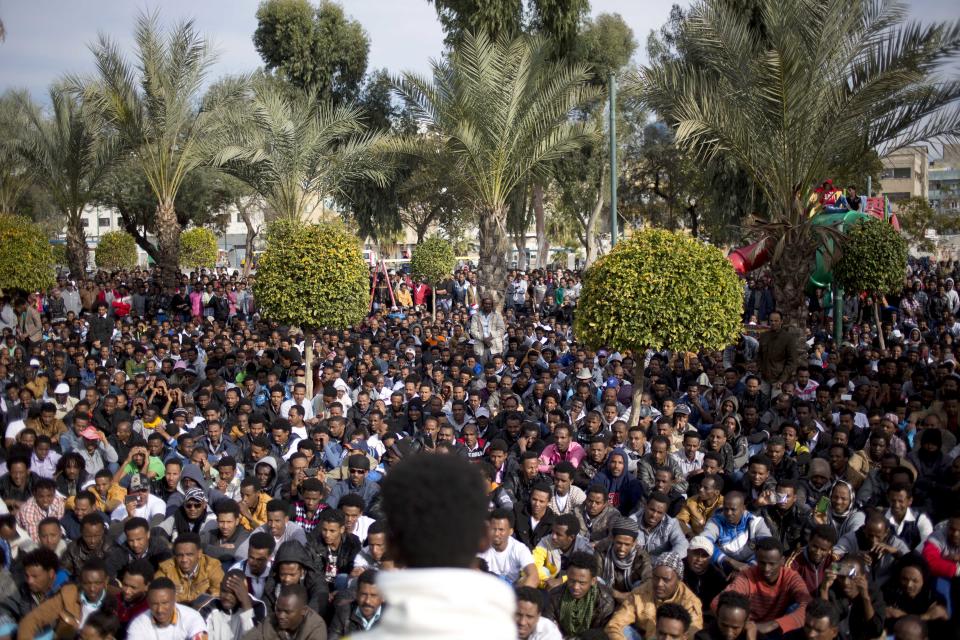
[538,442,586,474]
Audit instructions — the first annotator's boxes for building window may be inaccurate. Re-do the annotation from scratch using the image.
[886,192,911,202]
[98,217,111,227]
[881,167,912,180]
[81,219,89,228]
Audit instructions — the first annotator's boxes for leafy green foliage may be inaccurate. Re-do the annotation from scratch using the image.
[834,219,908,295]
[896,196,960,252]
[254,220,368,329]
[95,231,138,271]
[427,0,588,51]
[411,237,456,284]
[179,227,219,269]
[50,244,67,266]
[0,90,32,215]
[575,229,742,353]
[572,12,637,84]
[254,0,369,105]
[0,214,56,293]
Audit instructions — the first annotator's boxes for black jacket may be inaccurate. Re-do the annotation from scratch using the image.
[328,601,383,639]
[202,525,250,571]
[105,534,172,577]
[543,583,616,635]
[262,541,330,619]
[307,530,362,587]
[512,503,557,550]
[762,502,812,553]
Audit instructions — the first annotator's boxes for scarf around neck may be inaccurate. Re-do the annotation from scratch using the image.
[558,583,598,636]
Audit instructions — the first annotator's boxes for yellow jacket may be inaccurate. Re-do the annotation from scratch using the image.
[605,581,703,640]
[240,492,270,531]
[676,494,723,536]
[157,553,224,604]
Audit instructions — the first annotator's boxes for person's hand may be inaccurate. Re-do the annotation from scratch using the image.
[238,500,253,520]
[544,577,564,590]
[886,606,906,619]
[125,496,138,518]
[744,620,758,640]
[756,489,775,507]
[726,558,748,573]
[821,567,838,594]
[813,510,828,525]
[854,573,870,598]
[755,621,779,635]
[225,574,252,610]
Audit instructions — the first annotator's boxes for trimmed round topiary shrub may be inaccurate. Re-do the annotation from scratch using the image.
[0,214,56,293]
[834,218,908,296]
[179,227,219,269]
[95,230,138,271]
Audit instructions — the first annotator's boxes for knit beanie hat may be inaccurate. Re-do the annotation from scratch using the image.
[653,551,684,579]
[611,516,640,539]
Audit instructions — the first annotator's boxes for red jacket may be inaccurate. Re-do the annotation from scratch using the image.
[922,539,960,579]
[713,565,811,634]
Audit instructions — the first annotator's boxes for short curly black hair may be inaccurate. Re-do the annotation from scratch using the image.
[656,602,692,630]
[380,452,487,568]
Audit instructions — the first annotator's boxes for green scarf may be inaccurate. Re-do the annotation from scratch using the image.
[558,584,598,637]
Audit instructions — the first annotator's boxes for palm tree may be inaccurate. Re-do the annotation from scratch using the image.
[0,90,32,215]
[634,0,960,325]
[393,31,600,301]
[83,12,241,287]
[207,79,388,222]
[15,86,118,276]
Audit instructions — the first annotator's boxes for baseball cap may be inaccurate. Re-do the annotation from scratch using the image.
[29,358,40,367]
[475,407,491,419]
[674,404,692,416]
[79,426,101,440]
[54,383,70,395]
[184,487,207,504]
[128,473,149,493]
[348,455,371,470]
[689,536,715,556]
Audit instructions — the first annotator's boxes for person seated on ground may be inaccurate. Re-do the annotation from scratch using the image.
[127,577,208,639]
[241,583,326,640]
[884,483,933,552]
[786,524,838,596]
[113,560,154,635]
[677,474,724,538]
[713,537,811,637]
[0,548,69,625]
[17,558,114,640]
[695,591,754,640]
[156,532,225,607]
[62,513,116,578]
[14,477,64,540]
[781,599,841,640]
[203,498,250,572]
[547,461,585,517]
[513,482,557,550]
[576,484,620,542]
[307,507,361,593]
[78,608,120,640]
[682,536,726,610]
[834,511,908,588]
[812,478,865,541]
[595,449,644,516]
[328,568,384,639]
[515,586,562,640]
[889,615,928,640]
[198,570,267,640]
[62,490,108,541]
[326,454,381,514]
[351,519,391,578]
[230,532,275,601]
[238,477,271,531]
[110,473,166,523]
[542,551,616,638]
[90,468,127,514]
[594,516,652,605]
[759,478,811,554]
[105,516,172,576]
[605,551,704,640]
[702,490,772,574]
[881,553,949,637]
[633,491,689,561]
[36,516,68,557]
[234,499,308,561]
[819,554,886,640]
[478,508,539,588]
[262,541,329,619]
[655,602,694,640]
[533,513,595,589]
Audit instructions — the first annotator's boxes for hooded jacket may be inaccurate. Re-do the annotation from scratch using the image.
[253,456,284,498]
[165,463,225,514]
[262,541,330,618]
[595,450,645,515]
[355,568,515,640]
[240,607,327,640]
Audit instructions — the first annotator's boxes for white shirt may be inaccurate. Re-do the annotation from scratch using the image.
[127,604,207,640]
[529,616,563,640]
[351,514,375,543]
[885,507,934,551]
[110,493,167,521]
[672,450,704,477]
[4,418,25,442]
[478,537,534,583]
[281,398,315,421]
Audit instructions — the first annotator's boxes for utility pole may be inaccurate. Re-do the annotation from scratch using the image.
[609,73,618,247]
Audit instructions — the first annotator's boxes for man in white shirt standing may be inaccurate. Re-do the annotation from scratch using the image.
[478,508,539,587]
[127,577,208,640]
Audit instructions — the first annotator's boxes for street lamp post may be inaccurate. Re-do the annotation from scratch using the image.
[609,73,618,248]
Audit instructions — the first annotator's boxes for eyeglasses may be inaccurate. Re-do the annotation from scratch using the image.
[349,468,367,475]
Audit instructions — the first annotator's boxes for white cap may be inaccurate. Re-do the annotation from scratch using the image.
[29,358,40,367]
[689,536,715,556]
[54,383,70,395]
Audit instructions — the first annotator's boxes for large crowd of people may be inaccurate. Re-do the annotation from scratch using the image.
[0,257,958,640]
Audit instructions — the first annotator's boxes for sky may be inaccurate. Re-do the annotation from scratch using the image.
[1,0,958,103]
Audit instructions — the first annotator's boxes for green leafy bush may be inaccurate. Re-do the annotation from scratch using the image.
[50,244,67,266]
[410,236,456,284]
[95,231,138,271]
[0,214,55,293]
[834,218,908,295]
[179,227,218,269]
[254,220,368,329]
[575,229,742,353]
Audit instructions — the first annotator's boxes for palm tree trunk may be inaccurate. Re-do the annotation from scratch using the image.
[65,213,88,277]
[533,184,549,269]
[155,200,181,289]
[478,207,509,306]
[240,206,258,278]
[585,188,604,267]
[770,259,810,330]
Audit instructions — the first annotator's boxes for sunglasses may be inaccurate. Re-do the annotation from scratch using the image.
[349,468,367,475]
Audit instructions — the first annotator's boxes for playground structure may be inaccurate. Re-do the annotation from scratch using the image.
[727,193,900,291]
